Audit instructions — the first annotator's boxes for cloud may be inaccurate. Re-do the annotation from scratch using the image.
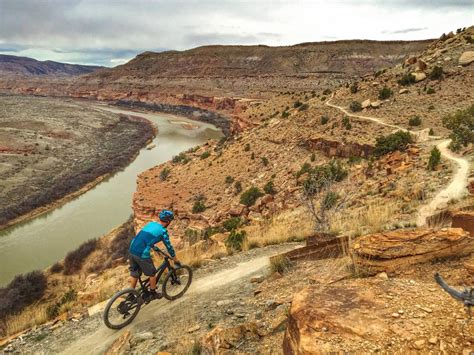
[383,27,428,34]
[0,0,471,66]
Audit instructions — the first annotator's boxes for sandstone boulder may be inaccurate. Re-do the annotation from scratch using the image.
[284,284,393,354]
[417,60,427,71]
[411,72,426,82]
[370,100,381,108]
[201,323,258,353]
[459,51,474,66]
[228,204,247,217]
[361,99,371,109]
[352,228,473,274]
[399,88,409,94]
[464,257,474,275]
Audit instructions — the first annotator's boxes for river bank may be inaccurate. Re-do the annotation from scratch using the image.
[0,103,222,286]
[0,95,156,229]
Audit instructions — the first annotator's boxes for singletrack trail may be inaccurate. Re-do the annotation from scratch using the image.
[58,245,298,354]
[325,96,470,226]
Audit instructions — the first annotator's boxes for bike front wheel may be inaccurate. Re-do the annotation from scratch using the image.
[163,265,193,300]
[103,288,141,329]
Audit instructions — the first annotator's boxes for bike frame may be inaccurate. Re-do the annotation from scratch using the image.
[137,249,175,293]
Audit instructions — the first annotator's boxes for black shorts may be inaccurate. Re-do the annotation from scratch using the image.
[128,253,157,278]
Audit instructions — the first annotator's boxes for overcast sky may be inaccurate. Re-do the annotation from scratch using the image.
[0,0,472,67]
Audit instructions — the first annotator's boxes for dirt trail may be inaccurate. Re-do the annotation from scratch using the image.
[325,96,470,226]
[58,247,295,354]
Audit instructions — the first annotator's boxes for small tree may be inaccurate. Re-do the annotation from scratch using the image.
[429,66,443,80]
[408,116,422,126]
[442,105,474,152]
[378,87,393,100]
[398,72,416,86]
[263,180,277,195]
[374,131,413,156]
[240,187,264,206]
[349,101,362,112]
[427,147,441,171]
[342,116,352,130]
[350,83,358,94]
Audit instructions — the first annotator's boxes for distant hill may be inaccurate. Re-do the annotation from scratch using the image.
[0,54,102,77]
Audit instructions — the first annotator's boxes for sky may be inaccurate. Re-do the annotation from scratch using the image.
[0,0,472,67]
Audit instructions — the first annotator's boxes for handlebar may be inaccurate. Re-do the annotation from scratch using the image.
[152,247,181,267]
[434,273,474,307]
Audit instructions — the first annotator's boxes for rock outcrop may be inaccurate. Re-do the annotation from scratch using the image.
[451,210,474,236]
[458,51,474,66]
[352,228,473,274]
[306,137,374,158]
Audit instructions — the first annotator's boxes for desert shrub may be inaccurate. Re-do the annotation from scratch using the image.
[442,105,474,152]
[200,151,210,159]
[320,115,329,125]
[172,152,190,164]
[323,88,332,95]
[429,128,434,136]
[349,101,362,112]
[63,239,98,275]
[240,187,264,206]
[342,116,352,130]
[281,111,290,118]
[408,116,422,126]
[298,103,309,111]
[293,101,302,108]
[310,153,316,162]
[46,289,77,319]
[222,217,242,232]
[296,162,312,178]
[0,270,47,320]
[322,191,340,209]
[426,87,436,94]
[464,35,474,44]
[225,176,234,184]
[374,131,413,156]
[350,83,358,94]
[378,87,393,100]
[110,218,135,261]
[234,181,242,194]
[244,143,251,152]
[398,72,416,86]
[302,160,347,196]
[263,180,277,195]
[261,157,269,166]
[192,196,207,213]
[429,66,443,80]
[250,152,255,160]
[225,230,247,252]
[427,147,441,171]
[50,262,63,274]
[160,167,170,181]
[270,255,293,274]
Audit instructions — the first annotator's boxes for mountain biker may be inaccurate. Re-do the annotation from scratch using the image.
[128,209,180,299]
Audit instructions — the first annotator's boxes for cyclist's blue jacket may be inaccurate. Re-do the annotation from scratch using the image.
[129,221,175,259]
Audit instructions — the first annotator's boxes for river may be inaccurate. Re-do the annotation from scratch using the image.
[0,104,223,286]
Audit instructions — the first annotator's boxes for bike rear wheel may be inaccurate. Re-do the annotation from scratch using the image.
[103,288,141,329]
[163,265,193,300]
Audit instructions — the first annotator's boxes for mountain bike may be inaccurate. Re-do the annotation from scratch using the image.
[103,248,193,329]
[435,273,474,318]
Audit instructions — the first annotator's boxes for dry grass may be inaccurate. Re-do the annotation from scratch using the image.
[176,241,228,268]
[329,201,399,237]
[3,304,49,337]
[243,207,314,249]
